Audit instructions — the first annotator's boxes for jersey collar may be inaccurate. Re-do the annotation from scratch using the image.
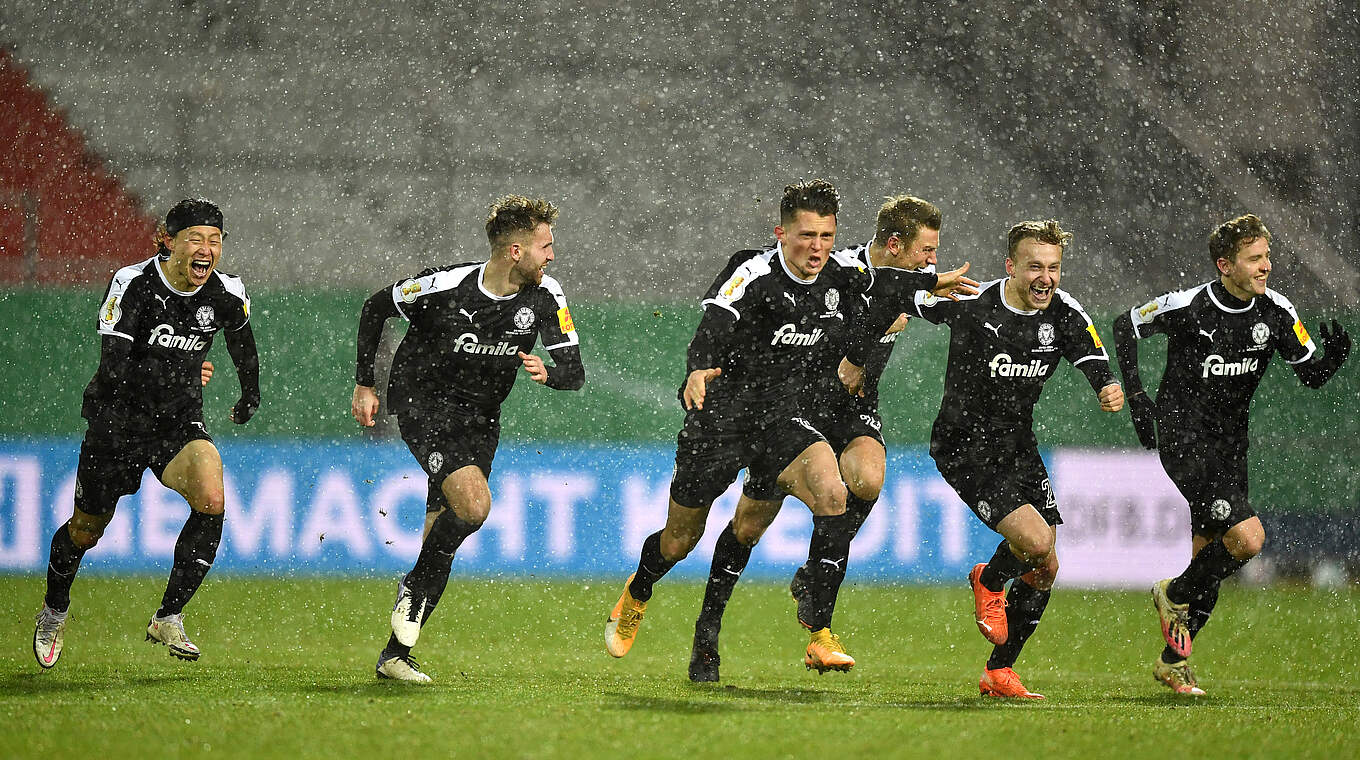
[1207,280,1254,313]
[476,261,519,301]
[154,257,203,296]
[775,242,819,285]
[999,279,1040,315]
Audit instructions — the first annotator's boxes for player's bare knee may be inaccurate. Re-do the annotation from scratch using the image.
[1009,534,1053,564]
[659,530,698,561]
[731,519,766,547]
[192,487,226,515]
[847,477,882,502]
[1023,555,1059,589]
[67,515,107,549]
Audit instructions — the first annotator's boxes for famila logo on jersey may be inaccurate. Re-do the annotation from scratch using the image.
[1201,354,1259,378]
[771,324,824,347]
[149,324,208,351]
[988,353,1049,378]
[452,332,518,356]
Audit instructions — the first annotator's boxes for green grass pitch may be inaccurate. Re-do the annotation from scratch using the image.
[2,575,1356,758]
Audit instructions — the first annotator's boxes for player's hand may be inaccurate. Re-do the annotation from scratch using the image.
[1319,319,1351,363]
[1127,389,1157,449]
[230,393,259,425]
[683,367,722,410]
[839,358,867,397]
[352,384,380,428]
[200,360,214,387]
[519,351,549,384]
[932,262,980,301]
[1098,381,1124,413]
[885,313,909,335]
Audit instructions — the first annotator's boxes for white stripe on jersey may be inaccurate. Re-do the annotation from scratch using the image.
[1128,284,1205,339]
[1054,289,1108,364]
[391,262,481,318]
[1264,288,1316,363]
[97,258,155,340]
[540,273,580,350]
[214,271,251,330]
[702,250,775,319]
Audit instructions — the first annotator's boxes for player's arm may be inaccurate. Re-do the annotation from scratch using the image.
[1111,310,1156,448]
[1291,319,1349,389]
[520,344,585,389]
[682,306,734,410]
[1061,304,1122,414]
[352,286,401,427]
[224,320,261,424]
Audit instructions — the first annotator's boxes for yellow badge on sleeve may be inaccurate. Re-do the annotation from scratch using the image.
[1086,324,1104,348]
[557,306,575,333]
[1293,320,1309,346]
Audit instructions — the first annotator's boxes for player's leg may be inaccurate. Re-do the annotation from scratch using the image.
[790,433,883,615]
[147,435,225,661]
[778,439,856,672]
[608,419,740,658]
[967,504,1053,647]
[690,492,782,681]
[980,523,1056,700]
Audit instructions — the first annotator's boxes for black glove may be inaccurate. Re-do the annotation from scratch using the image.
[231,394,260,425]
[1319,319,1351,366]
[1127,390,1157,450]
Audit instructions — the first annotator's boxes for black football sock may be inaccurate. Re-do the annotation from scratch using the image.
[44,522,87,612]
[406,511,480,624]
[157,510,224,617]
[695,522,754,642]
[979,539,1031,592]
[627,531,677,603]
[1162,584,1220,664]
[844,492,878,536]
[382,634,412,659]
[1166,540,1248,604]
[985,577,1051,670]
[799,512,855,631]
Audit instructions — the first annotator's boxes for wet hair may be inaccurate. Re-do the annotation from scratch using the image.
[1209,213,1271,265]
[779,179,839,225]
[1007,219,1072,259]
[873,195,941,247]
[486,195,559,252]
[165,198,224,237]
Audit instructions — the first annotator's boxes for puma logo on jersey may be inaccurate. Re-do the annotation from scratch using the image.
[1199,329,1216,341]
[988,353,1049,378]
[771,324,824,347]
[459,308,477,322]
[452,332,518,356]
[152,293,170,309]
[148,324,207,352]
[783,292,797,307]
[1202,354,1259,378]
[984,322,1002,338]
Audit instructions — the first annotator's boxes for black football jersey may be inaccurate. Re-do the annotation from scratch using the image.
[386,261,579,414]
[913,279,1111,433]
[808,241,937,408]
[83,256,251,430]
[1127,281,1315,439]
[686,243,871,423]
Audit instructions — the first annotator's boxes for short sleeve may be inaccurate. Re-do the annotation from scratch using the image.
[538,276,579,350]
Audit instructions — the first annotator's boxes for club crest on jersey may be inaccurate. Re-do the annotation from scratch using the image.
[1202,354,1259,378]
[824,288,840,311]
[1251,322,1269,345]
[428,451,444,473]
[513,306,535,331]
[399,279,422,304]
[195,305,215,331]
[99,295,121,327]
[1037,323,1055,346]
[988,353,1048,378]
[149,324,208,352]
[976,500,992,521]
[1210,499,1231,521]
[452,332,518,356]
[771,324,824,347]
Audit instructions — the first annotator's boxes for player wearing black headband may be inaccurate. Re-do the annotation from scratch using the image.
[33,198,260,669]
[352,195,584,683]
